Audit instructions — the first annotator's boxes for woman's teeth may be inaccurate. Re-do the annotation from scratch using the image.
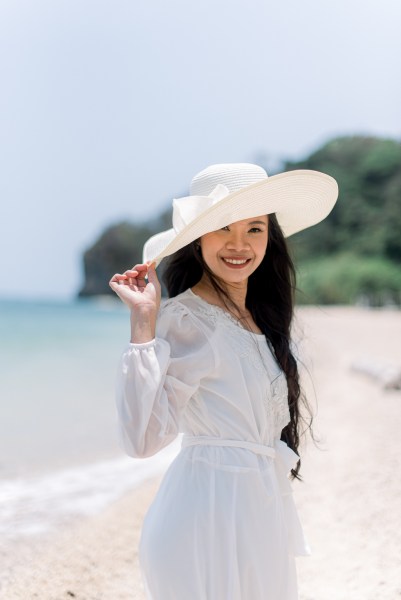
[223,258,248,265]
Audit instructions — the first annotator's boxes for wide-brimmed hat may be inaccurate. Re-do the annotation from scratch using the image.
[143,163,338,266]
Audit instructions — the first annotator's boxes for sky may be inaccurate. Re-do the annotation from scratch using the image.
[1,0,400,300]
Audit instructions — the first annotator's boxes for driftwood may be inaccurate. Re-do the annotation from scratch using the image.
[350,358,401,390]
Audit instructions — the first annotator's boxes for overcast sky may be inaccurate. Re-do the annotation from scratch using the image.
[1,0,400,299]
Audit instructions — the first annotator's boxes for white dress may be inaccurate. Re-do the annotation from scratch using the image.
[116,288,310,600]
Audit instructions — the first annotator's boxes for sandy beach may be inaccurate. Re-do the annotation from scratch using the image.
[1,306,400,600]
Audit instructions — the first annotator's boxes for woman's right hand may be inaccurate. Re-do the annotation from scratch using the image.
[109,262,161,311]
[109,262,161,342]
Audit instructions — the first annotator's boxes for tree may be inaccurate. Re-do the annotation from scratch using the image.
[79,135,401,304]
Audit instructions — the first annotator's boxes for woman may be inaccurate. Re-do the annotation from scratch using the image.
[109,163,338,599]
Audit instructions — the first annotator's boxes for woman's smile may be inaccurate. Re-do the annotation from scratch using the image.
[220,256,252,268]
[199,215,269,284]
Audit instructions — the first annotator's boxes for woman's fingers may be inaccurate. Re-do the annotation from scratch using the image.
[125,264,146,287]
[109,273,128,284]
[109,261,161,314]
[112,262,155,279]
[109,280,122,292]
[146,263,161,311]
[127,262,157,288]
[146,262,160,288]
[109,268,141,284]
[131,263,148,273]
[109,261,159,293]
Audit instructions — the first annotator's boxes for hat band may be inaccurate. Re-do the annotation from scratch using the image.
[172,184,230,233]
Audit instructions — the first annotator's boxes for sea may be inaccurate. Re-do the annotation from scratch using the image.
[0,297,180,544]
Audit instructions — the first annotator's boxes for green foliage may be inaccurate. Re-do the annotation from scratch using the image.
[296,254,401,306]
[79,135,401,304]
[287,136,401,263]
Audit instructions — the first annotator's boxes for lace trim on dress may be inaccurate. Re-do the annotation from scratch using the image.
[186,293,291,436]
[187,296,266,359]
[270,373,291,437]
[187,292,264,335]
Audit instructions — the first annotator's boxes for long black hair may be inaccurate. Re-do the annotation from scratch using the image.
[162,214,313,480]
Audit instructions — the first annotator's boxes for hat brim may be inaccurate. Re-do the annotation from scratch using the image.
[143,169,338,266]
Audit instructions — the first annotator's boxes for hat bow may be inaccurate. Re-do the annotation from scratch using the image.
[172,184,230,233]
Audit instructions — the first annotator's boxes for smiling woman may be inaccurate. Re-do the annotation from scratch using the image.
[190,215,269,333]
[200,216,268,273]
[109,163,338,599]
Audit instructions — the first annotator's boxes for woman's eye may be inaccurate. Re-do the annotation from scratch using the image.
[220,226,264,233]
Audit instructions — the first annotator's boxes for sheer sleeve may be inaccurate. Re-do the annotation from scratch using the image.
[115,300,216,458]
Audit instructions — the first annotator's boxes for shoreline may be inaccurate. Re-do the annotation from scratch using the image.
[0,441,181,551]
[2,306,401,599]
[0,476,164,599]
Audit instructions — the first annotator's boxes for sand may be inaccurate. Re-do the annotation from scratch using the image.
[1,307,401,599]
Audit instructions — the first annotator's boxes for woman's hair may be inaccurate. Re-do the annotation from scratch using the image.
[162,214,313,480]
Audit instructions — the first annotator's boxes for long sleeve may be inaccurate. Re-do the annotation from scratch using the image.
[115,300,216,459]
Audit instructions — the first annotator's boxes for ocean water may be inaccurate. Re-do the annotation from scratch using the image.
[0,298,180,542]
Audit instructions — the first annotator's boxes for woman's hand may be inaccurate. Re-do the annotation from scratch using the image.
[109,262,161,343]
[109,262,161,311]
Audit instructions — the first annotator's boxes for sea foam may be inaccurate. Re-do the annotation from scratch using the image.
[0,437,181,539]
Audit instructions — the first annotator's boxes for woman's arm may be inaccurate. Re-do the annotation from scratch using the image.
[109,261,160,343]
[116,306,215,458]
[110,267,215,459]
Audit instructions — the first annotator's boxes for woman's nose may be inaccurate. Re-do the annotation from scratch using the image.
[225,231,249,250]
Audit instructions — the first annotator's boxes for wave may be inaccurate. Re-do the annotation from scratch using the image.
[0,437,181,540]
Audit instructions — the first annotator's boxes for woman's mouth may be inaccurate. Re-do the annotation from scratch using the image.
[221,257,251,269]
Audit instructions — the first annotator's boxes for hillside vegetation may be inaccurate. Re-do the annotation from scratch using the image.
[79,136,401,305]
[287,136,401,305]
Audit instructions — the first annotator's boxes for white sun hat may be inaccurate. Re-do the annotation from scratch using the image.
[143,163,338,266]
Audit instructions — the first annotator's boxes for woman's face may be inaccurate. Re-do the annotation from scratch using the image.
[199,215,268,284]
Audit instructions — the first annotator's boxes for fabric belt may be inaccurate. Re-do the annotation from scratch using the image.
[181,435,276,459]
[181,433,311,557]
